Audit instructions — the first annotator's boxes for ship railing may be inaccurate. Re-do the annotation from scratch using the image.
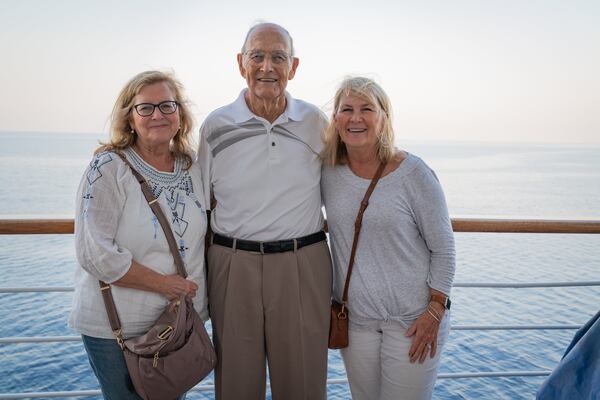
[1,218,599,399]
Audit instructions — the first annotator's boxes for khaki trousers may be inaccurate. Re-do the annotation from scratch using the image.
[207,239,332,400]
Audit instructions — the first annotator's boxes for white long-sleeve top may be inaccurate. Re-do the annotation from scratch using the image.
[69,148,208,339]
[322,153,455,329]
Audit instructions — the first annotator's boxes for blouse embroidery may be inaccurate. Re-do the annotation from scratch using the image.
[124,148,194,200]
[82,152,115,218]
[168,191,189,238]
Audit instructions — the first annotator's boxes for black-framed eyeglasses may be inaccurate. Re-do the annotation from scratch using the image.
[244,50,291,65]
[133,101,179,117]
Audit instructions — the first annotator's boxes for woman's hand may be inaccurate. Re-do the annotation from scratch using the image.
[405,303,444,363]
[159,274,198,300]
[113,261,198,300]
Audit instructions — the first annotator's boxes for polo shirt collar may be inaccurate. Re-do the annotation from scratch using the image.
[283,91,303,121]
[233,89,302,124]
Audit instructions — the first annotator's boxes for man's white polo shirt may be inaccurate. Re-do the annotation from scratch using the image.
[197,89,328,241]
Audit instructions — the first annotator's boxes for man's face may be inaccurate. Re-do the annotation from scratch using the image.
[237,27,299,104]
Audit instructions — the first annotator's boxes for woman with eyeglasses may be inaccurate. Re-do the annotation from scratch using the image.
[69,70,209,399]
[321,77,455,400]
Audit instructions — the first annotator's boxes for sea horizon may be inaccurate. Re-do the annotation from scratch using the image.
[3,129,600,148]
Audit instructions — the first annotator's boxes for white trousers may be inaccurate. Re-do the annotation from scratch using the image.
[340,314,450,400]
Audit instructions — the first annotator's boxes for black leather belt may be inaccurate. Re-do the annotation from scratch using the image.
[212,231,326,254]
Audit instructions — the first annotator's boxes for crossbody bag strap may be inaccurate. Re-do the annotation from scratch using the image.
[118,153,187,278]
[340,161,387,305]
[98,151,188,341]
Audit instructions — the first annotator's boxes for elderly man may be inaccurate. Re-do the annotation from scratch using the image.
[198,23,332,400]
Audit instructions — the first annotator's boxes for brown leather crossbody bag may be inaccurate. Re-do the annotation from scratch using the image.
[328,162,386,349]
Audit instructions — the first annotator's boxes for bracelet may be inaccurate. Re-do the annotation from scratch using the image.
[426,307,441,323]
[428,303,443,318]
[427,300,446,318]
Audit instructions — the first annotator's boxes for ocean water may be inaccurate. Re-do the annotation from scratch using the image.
[1,131,599,399]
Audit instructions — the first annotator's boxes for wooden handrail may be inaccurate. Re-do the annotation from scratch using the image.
[451,218,600,234]
[1,218,600,235]
[0,219,74,235]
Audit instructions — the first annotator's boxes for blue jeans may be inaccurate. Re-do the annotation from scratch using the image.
[82,335,186,400]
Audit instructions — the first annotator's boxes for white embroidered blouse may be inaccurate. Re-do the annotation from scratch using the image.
[69,148,208,339]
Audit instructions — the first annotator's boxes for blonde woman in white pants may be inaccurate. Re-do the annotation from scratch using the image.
[322,77,455,400]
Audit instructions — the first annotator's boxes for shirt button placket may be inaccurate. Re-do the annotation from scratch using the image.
[267,126,279,161]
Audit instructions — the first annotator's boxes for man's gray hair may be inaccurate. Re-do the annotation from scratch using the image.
[241,22,295,57]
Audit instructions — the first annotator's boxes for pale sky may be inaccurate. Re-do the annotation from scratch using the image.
[1,0,599,144]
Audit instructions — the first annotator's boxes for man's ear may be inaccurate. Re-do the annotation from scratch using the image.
[237,53,246,78]
[287,57,299,80]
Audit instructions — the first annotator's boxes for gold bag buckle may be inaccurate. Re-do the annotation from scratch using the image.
[113,329,125,350]
[157,325,173,340]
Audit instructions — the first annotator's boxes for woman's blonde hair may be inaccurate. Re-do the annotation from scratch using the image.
[96,70,194,169]
[323,76,395,166]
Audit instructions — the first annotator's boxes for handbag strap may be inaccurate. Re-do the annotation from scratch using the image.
[340,161,387,305]
[117,153,187,278]
[98,151,188,340]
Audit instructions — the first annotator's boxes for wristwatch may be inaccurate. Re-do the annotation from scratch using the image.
[430,294,451,310]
